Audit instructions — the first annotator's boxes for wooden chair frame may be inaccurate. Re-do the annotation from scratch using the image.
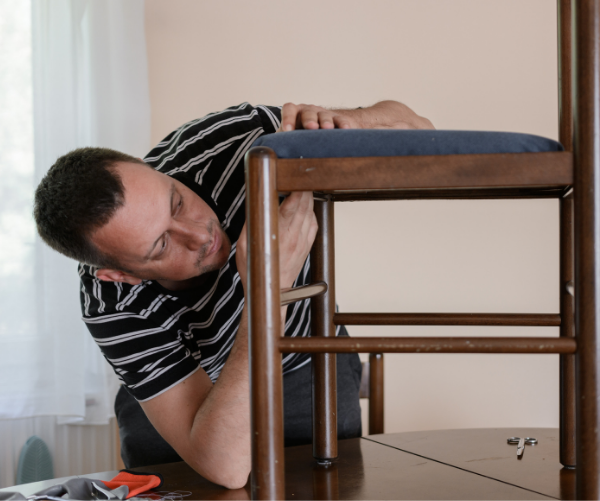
[244,1,600,498]
[359,354,385,435]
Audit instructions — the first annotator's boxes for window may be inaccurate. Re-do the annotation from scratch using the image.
[0,2,35,338]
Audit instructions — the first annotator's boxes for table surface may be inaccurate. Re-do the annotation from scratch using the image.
[1,428,573,500]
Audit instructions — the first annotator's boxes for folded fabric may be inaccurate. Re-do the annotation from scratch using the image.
[0,470,162,500]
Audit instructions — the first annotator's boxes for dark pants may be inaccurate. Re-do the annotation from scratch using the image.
[115,344,362,467]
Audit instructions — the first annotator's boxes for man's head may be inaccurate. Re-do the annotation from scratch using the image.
[34,148,232,288]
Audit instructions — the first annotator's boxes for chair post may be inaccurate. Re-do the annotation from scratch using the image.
[560,192,576,468]
[558,0,576,469]
[368,353,384,435]
[311,198,338,461]
[558,0,574,153]
[246,147,285,500]
[573,0,600,497]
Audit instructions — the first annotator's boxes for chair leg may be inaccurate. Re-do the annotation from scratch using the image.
[368,353,384,435]
[560,193,576,468]
[311,462,340,499]
[574,1,600,497]
[246,148,285,500]
[311,198,338,461]
[558,0,576,470]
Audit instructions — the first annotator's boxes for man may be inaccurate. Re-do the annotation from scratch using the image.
[34,101,433,489]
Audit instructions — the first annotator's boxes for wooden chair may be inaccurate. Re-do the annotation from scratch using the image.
[359,354,384,436]
[244,1,599,498]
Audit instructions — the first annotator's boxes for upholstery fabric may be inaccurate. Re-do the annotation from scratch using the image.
[252,130,563,158]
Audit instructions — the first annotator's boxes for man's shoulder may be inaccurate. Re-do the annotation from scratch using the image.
[139,104,281,240]
[143,103,281,175]
[79,263,131,318]
[78,263,169,320]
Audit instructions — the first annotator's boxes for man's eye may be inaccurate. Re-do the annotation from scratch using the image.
[158,237,167,255]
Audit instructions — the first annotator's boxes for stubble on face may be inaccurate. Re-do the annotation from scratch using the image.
[194,219,231,276]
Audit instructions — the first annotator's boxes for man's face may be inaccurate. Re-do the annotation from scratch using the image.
[92,162,231,285]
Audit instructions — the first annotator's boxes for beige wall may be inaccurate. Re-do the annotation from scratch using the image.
[145,0,560,433]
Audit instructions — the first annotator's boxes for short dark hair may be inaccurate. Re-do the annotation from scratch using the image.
[34,147,146,269]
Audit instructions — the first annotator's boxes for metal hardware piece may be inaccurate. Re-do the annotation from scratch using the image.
[507,437,538,458]
[280,282,328,306]
[566,280,575,296]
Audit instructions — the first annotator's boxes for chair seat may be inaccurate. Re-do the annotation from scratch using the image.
[251,130,569,198]
[252,129,563,158]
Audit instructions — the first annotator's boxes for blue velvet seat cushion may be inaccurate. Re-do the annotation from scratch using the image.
[251,130,563,158]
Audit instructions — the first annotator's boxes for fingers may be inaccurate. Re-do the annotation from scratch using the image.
[280,102,318,131]
[280,191,313,218]
[316,111,335,129]
[278,191,317,287]
[299,202,318,250]
[280,100,433,132]
[279,103,340,131]
[279,192,313,235]
[279,102,299,132]
[332,114,354,129]
[298,108,320,130]
[307,211,319,247]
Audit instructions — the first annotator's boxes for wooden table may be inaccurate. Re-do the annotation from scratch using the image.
[0,428,573,500]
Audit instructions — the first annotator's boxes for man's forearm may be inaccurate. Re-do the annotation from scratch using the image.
[185,304,289,489]
[168,192,313,488]
[185,306,252,488]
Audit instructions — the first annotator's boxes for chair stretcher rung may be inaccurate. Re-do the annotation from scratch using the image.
[333,313,560,326]
[277,152,572,192]
[328,187,568,201]
[278,337,576,354]
[280,282,327,306]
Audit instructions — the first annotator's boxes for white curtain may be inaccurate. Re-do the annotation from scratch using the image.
[0,0,150,485]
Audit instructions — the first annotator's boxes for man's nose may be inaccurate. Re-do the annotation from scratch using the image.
[174,220,211,251]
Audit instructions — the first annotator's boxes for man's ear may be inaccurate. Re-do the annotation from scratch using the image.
[96,268,143,286]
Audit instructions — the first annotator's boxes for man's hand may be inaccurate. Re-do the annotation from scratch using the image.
[278,103,357,131]
[278,100,435,132]
[235,191,318,292]
[278,192,318,289]
[235,223,248,292]
[358,100,435,130]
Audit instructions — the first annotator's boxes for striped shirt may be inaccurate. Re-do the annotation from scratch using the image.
[78,103,312,401]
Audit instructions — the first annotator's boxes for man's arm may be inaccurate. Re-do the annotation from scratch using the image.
[278,100,435,132]
[140,311,251,489]
[139,191,317,489]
